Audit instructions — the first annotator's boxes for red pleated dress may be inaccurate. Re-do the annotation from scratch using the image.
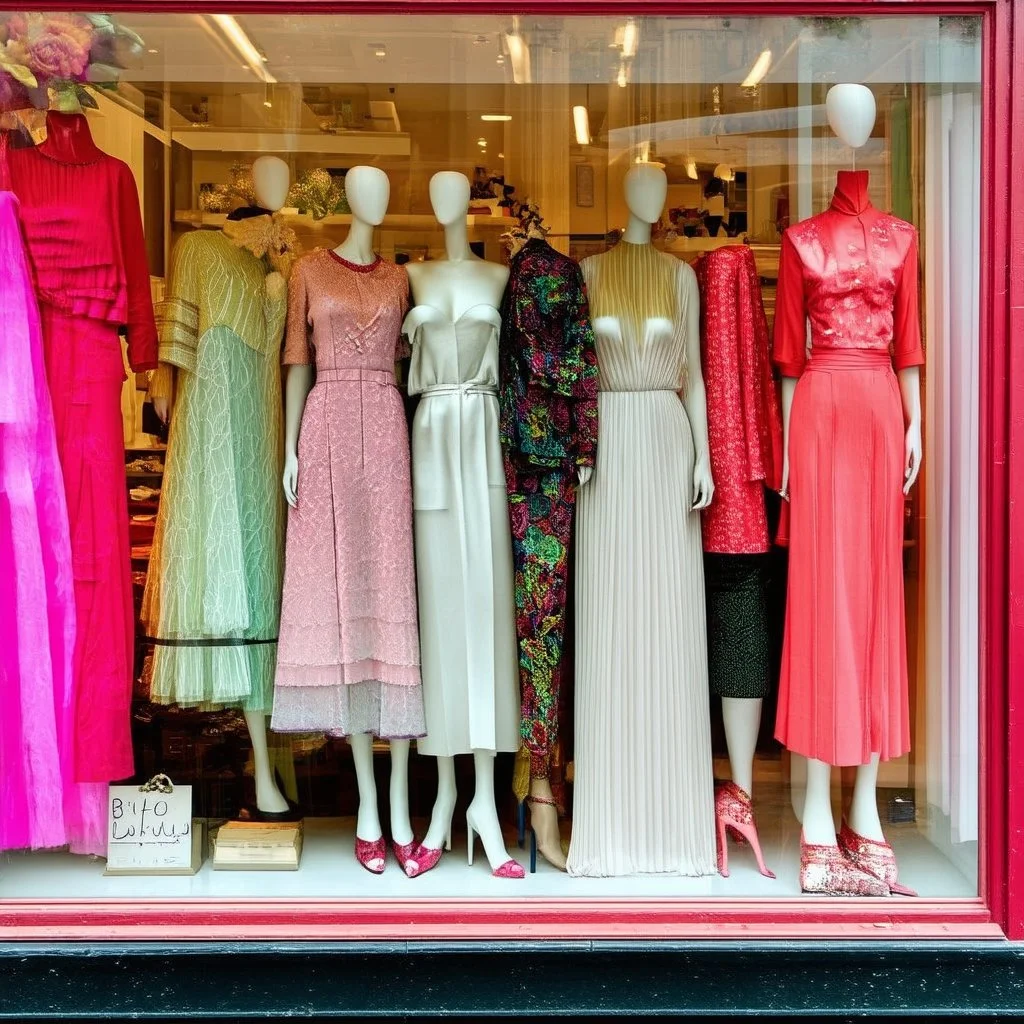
[772,170,924,767]
[9,112,157,784]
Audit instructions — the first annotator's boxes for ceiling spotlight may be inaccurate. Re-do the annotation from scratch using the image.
[713,162,735,182]
[622,19,638,59]
[686,159,698,180]
[477,137,488,147]
[147,48,159,54]
[496,54,505,66]
[498,152,505,159]
[474,34,488,45]
[481,114,512,122]
[263,99,272,108]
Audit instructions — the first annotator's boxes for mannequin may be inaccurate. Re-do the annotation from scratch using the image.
[8,112,156,800]
[147,156,293,815]
[693,242,781,879]
[567,163,716,877]
[775,83,923,895]
[499,218,600,872]
[403,170,523,879]
[274,164,423,871]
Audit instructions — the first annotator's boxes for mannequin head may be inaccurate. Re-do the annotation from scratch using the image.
[826,84,876,149]
[624,163,668,225]
[345,165,390,226]
[429,171,471,226]
[252,156,290,213]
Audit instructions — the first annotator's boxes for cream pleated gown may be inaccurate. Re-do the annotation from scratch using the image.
[567,242,716,877]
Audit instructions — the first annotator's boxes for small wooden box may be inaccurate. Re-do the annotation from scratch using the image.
[211,819,304,871]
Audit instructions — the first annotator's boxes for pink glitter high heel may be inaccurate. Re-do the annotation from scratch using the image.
[467,808,524,879]
[404,827,451,879]
[714,781,776,880]
[355,836,386,874]
[799,833,889,896]
[392,839,418,871]
[838,821,917,897]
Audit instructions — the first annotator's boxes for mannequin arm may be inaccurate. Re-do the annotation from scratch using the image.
[282,364,315,507]
[779,375,797,498]
[148,362,175,424]
[682,268,713,511]
[898,366,922,494]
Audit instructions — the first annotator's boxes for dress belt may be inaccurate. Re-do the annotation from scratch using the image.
[420,382,498,398]
[316,367,395,386]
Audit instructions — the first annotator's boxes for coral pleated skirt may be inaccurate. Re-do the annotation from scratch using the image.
[775,348,910,767]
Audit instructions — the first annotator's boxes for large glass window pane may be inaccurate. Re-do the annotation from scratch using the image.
[0,10,981,906]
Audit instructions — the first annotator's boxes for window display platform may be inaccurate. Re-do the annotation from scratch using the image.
[0,808,974,901]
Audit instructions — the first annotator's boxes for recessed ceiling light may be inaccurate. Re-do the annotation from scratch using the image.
[263,100,272,108]
[498,152,505,159]
[496,54,505,66]
[147,48,158,54]
[481,114,512,122]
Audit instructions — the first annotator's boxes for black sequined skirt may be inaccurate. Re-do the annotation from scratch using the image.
[704,553,773,699]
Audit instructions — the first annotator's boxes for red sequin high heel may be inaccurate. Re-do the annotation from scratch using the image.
[714,781,776,879]
[799,833,890,896]
[392,839,418,871]
[838,821,917,897]
[355,836,386,874]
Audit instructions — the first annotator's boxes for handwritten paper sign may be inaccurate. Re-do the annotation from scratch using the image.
[105,780,202,875]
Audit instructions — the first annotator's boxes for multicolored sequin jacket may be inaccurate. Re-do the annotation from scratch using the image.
[499,238,599,471]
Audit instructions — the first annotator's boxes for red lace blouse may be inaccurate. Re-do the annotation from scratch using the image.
[773,170,925,378]
[8,112,157,371]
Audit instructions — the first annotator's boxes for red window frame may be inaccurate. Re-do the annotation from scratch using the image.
[1,0,1020,944]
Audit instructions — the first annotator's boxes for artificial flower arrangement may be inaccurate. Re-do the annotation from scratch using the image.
[286,167,350,220]
[0,12,145,111]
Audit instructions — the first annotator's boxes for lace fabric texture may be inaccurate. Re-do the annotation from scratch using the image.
[272,250,423,739]
[694,245,782,554]
[141,231,287,713]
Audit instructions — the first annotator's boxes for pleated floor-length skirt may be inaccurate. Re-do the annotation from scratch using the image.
[775,348,910,767]
[568,390,716,877]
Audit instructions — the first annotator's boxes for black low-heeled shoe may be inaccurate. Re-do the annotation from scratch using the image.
[236,799,302,823]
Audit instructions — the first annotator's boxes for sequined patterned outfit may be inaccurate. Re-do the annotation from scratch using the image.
[773,170,924,767]
[694,246,782,699]
[499,238,599,782]
[272,250,424,739]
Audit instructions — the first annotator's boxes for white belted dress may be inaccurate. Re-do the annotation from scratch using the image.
[403,303,520,756]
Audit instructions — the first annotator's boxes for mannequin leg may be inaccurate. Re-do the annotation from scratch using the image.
[801,757,836,845]
[242,710,288,813]
[349,733,382,842]
[388,739,413,847]
[528,775,566,871]
[721,697,762,795]
[848,752,884,840]
[421,755,457,851]
[467,750,517,871]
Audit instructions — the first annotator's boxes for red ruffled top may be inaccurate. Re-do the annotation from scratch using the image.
[7,112,157,371]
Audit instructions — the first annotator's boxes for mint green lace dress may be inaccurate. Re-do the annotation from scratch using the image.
[141,228,287,712]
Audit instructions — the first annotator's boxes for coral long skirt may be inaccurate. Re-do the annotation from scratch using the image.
[774,348,911,767]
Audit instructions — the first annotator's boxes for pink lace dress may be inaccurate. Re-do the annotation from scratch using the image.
[271,250,424,738]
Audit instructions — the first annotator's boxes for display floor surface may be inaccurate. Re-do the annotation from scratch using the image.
[0,810,975,900]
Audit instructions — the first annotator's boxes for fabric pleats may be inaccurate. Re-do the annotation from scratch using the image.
[775,349,910,766]
[0,188,105,855]
[568,392,716,876]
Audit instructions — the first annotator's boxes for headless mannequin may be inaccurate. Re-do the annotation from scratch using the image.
[505,223,591,871]
[780,84,923,846]
[281,165,413,860]
[407,171,517,872]
[41,111,103,162]
[620,163,714,509]
[150,155,290,815]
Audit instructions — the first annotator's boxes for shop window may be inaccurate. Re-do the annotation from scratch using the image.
[0,10,983,913]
